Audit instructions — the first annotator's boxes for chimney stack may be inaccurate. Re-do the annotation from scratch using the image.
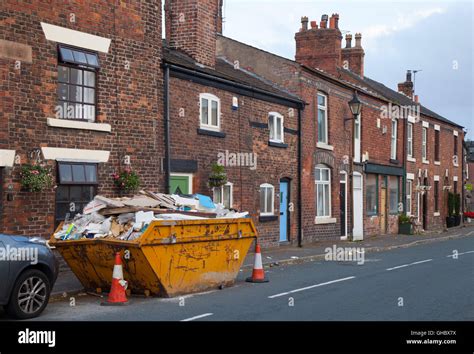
[301,16,309,31]
[165,0,221,68]
[341,32,364,76]
[295,14,342,75]
[345,34,352,48]
[397,70,414,98]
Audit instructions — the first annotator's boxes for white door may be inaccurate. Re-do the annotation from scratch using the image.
[352,172,364,240]
[354,114,361,163]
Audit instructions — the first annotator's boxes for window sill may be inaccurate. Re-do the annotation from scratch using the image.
[434,212,441,217]
[434,161,441,166]
[0,149,16,167]
[268,141,288,148]
[197,128,226,138]
[316,142,334,151]
[407,156,416,163]
[47,118,111,133]
[314,217,336,225]
[422,160,430,165]
[389,159,400,165]
[259,215,278,222]
[453,163,459,168]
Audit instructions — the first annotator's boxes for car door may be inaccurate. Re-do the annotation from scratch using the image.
[0,239,10,303]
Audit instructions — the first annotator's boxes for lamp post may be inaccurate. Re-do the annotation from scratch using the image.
[346,91,362,240]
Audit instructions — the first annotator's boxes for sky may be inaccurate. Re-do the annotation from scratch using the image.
[219,0,474,139]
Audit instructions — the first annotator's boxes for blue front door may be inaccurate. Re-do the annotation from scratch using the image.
[279,181,289,242]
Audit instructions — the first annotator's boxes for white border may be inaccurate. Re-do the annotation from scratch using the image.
[170,173,194,194]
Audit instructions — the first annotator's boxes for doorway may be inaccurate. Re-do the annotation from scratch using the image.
[279,179,290,242]
[422,177,428,230]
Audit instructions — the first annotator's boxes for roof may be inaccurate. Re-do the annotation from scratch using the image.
[339,69,463,128]
[162,44,302,104]
[217,35,463,129]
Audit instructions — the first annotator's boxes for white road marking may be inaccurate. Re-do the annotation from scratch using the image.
[268,276,356,299]
[466,231,474,236]
[447,250,474,258]
[180,313,213,322]
[386,259,432,271]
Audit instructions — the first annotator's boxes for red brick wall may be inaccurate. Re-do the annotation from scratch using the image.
[0,0,164,237]
[168,77,299,248]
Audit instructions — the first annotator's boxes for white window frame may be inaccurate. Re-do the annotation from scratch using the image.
[317,93,328,144]
[213,182,233,209]
[406,180,412,216]
[407,122,414,160]
[170,173,193,194]
[422,127,428,162]
[199,93,221,131]
[391,119,398,160]
[269,112,284,143]
[260,183,275,216]
[315,164,332,219]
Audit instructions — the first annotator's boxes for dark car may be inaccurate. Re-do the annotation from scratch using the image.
[0,234,59,319]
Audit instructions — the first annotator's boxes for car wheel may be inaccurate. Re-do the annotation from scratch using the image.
[6,269,51,319]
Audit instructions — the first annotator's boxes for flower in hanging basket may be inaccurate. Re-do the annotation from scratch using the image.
[20,164,54,192]
[112,169,140,192]
[208,163,227,188]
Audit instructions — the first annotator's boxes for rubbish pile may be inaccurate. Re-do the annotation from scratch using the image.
[54,190,249,241]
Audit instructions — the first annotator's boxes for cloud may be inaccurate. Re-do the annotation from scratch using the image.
[363,7,445,40]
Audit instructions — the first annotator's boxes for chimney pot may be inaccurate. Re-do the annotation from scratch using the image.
[320,14,328,28]
[329,14,340,29]
[355,33,362,47]
[406,70,412,82]
[414,95,419,103]
[310,20,318,29]
[345,34,352,48]
[301,16,309,31]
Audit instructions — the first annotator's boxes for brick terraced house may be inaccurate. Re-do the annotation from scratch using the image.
[217,13,466,240]
[0,0,468,246]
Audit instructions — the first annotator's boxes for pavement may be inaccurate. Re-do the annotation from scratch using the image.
[18,230,473,321]
[49,224,474,298]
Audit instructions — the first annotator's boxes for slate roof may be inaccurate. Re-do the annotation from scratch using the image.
[162,44,302,104]
[339,68,463,128]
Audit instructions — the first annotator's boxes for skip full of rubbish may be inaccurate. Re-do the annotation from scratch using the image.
[54,190,249,241]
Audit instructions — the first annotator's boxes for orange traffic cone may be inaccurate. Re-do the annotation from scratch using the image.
[246,243,269,283]
[101,252,129,306]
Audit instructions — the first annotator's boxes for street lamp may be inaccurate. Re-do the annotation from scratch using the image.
[348,91,362,117]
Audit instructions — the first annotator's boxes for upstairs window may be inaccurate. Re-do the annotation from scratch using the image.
[317,93,328,144]
[269,112,284,143]
[422,127,428,161]
[391,119,398,160]
[260,183,274,216]
[407,123,414,159]
[454,134,458,164]
[434,129,440,162]
[200,93,220,130]
[57,45,99,122]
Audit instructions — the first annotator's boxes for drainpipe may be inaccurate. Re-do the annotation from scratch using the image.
[402,109,407,214]
[297,108,303,248]
[163,63,171,194]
